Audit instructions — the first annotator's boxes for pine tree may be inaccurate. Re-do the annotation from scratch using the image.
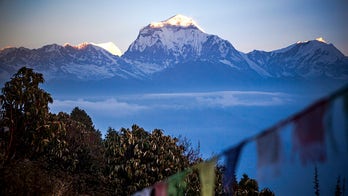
[314,166,320,196]
[343,177,346,196]
[336,176,342,196]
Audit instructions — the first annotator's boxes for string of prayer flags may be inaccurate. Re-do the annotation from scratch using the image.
[167,168,192,196]
[256,129,281,168]
[196,158,217,196]
[222,142,245,195]
[131,85,348,196]
[292,100,328,165]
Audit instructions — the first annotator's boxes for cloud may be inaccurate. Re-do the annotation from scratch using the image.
[141,91,291,108]
[49,91,292,117]
[50,98,147,116]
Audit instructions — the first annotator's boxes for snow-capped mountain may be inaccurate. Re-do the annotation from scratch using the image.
[123,14,249,74]
[0,42,137,81]
[245,38,348,79]
[0,15,347,87]
[91,42,122,56]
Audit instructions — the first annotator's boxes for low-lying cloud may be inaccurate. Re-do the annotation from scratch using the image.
[49,91,292,116]
[50,98,147,116]
[141,91,291,108]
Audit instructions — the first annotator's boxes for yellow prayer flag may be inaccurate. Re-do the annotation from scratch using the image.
[196,158,217,196]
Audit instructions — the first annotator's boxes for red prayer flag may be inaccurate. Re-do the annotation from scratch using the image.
[153,182,167,196]
[292,100,328,165]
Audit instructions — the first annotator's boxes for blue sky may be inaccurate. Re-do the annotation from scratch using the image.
[1,0,347,55]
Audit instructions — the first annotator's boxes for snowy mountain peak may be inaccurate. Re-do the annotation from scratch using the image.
[125,15,209,60]
[0,46,14,52]
[296,37,328,45]
[64,42,90,50]
[91,42,122,56]
[149,14,204,32]
[123,15,250,72]
[63,42,122,56]
[315,37,327,43]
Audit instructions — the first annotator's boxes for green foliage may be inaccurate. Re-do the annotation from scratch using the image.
[103,125,191,194]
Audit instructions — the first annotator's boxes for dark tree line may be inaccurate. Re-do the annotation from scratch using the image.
[0,67,274,195]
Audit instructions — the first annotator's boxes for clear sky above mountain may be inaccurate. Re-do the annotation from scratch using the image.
[0,0,347,55]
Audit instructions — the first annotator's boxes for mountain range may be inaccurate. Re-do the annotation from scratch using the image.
[1,14,347,90]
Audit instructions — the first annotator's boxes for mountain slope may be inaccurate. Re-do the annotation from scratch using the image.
[91,42,122,56]
[246,38,348,79]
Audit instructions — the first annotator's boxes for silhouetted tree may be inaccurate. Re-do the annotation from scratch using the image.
[259,188,275,196]
[236,174,259,196]
[314,166,320,196]
[70,107,95,131]
[336,176,342,196]
[343,177,346,196]
[0,67,53,161]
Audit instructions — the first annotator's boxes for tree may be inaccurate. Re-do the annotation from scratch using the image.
[259,188,275,196]
[336,176,342,196]
[0,67,68,195]
[0,67,53,161]
[68,107,103,174]
[104,125,192,195]
[47,111,105,194]
[224,173,275,196]
[343,177,346,196]
[70,107,95,131]
[314,166,320,196]
[235,174,259,196]
[178,135,202,164]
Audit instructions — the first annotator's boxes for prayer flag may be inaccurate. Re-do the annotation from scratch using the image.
[223,142,245,195]
[152,182,167,196]
[132,187,153,196]
[196,158,217,196]
[292,100,328,164]
[167,168,192,196]
[257,129,281,168]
